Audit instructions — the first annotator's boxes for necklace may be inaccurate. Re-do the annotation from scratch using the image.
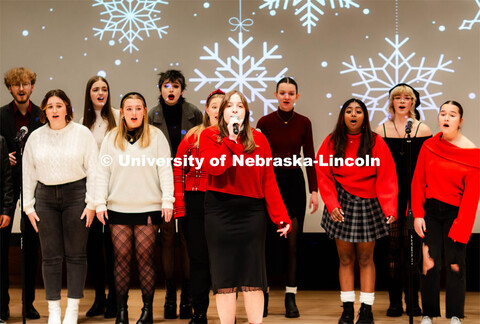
[276,110,295,124]
[392,120,406,138]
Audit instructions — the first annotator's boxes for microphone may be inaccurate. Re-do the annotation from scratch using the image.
[405,118,414,134]
[14,126,29,142]
[231,115,240,135]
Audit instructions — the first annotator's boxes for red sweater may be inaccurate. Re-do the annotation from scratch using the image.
[199,126,291,229]
[173,132,208,218]
[316,133,398,218]
[412,132,480,243]
[256,109,318,193]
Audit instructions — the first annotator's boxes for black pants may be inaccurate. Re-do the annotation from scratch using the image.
[421,198,466,319]
[181,191,210,314]
[86,217,116,299]
[35,179,89,300]
[0,198,39,311]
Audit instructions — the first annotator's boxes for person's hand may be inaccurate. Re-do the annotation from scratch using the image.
[386,215,396,224]
[0,215,11,228]
[96,210,109,225]
[277,221,290,238]
[330,207,344,222]
[227,116,242,142]
[81,208,95,228]
[309,191,319,214]
[27,212,40,232]
[414,218,426,238]
[162,208,173,223]
[9,152,16,166]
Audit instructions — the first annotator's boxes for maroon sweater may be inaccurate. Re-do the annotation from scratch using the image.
[256,109,318,193]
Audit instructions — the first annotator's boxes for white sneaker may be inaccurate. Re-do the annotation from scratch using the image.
[450,316,461,324]
[421,316,433,324]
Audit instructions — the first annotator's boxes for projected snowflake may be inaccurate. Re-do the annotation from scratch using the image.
[259,0,360,34]
[190,7,288,117]
[92,0,169,53]
[459,0,480,30]
[340,35,454,123]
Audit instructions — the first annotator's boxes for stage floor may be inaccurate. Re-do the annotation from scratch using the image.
[5,289,480,323]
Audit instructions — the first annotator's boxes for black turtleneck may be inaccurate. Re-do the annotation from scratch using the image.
[160,97,183,156]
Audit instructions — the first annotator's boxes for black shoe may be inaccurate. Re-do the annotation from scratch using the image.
[180,280,193,319]
[263,291,269,318]
[116,294,129,324]
[164,279,177,319]
[338,302,354,324]
[355,303,374,324]
[0,307,9,321]
[86,295,106,317]
[105,294,118,319]
[189,312,208,324]
[285,293,300,318]
[386,303,403,317]
[136,295,153,324]
[25,304,41,319]
[406,304,422,317]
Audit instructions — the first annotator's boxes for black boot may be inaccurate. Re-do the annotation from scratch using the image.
[285,293,300,318]
[263,290,268,318]
[180,280,193,319]
[116,294,129,324]
[338,302,354,324]
[189,312,208,324]
[86,293,106,317]
[105,293,118,319]
[355,303,374,324]
[386,279,403,317]
[136,295,153,324]
[164,279,177,319]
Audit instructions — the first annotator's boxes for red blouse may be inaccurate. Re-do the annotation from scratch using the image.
[412,132,480,243]
[173,132,208,218]
[316,133,398,219]
[199,126,291,229]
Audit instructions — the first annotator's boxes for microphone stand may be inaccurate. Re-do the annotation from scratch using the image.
[405,127,414,324]
[14,137,27,324]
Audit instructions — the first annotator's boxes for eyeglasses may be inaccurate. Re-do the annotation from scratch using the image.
[11,82,32,89]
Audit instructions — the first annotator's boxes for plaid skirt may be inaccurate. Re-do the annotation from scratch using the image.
[321,183,389,243]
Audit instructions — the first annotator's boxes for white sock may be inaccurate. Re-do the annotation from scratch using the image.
[359,292,375,306]
[48,300,61,324]
[286,286,297,294]
[340,291,355,303]
[62,298,80,324]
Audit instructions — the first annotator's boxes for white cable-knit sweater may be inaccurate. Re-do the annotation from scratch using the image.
[22,122,98,215]
[95,125,174,213]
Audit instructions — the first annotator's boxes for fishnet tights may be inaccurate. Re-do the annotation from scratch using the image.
[110,223,158,297]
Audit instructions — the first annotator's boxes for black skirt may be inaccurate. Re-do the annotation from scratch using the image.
[107,210,163,225]
[321,183,389,243]
[204,190,267,294]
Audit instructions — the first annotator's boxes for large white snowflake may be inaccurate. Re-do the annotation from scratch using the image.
[190,29,288,117]
[340,35,454,123]
[259,0,360,34]
[459,0,480,30]
[92,0,169,53]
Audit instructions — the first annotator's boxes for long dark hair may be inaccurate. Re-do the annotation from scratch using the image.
[82,76,116,131]
[329,98,375,159]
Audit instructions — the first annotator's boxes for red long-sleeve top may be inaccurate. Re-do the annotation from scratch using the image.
[173,132,208,218]
[256,109,318,193]
[316,133,398,219]
[412,132,480,243]
[199,126,291,229]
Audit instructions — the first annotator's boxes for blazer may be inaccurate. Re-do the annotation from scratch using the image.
[0,135,14,217]
[0,101,44,200]
[148,100,203,156]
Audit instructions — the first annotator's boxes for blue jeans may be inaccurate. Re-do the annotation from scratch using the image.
[35,179,89,300]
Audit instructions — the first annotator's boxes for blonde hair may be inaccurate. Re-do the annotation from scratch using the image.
[217,91,256,154]
[186,92,225,147]
[388,85,417,120]
[114,93,150,151]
